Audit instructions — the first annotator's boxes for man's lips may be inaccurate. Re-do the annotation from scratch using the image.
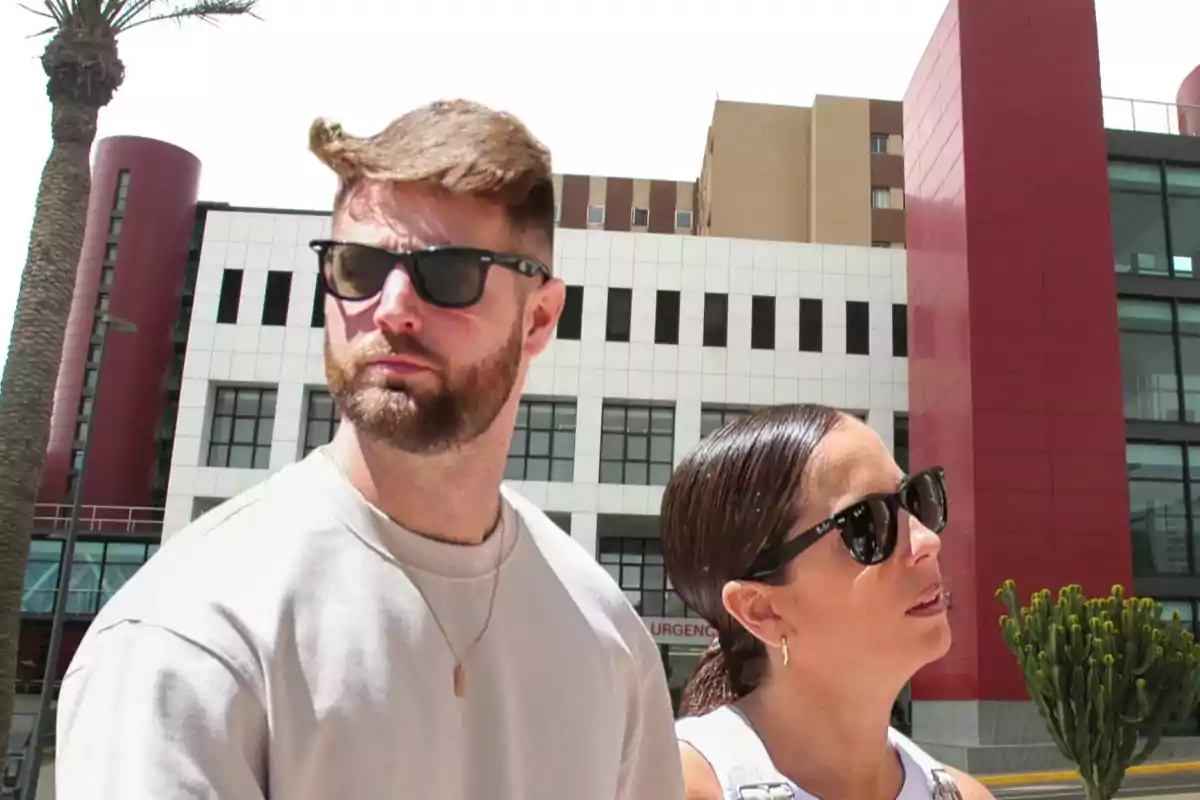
[363,355,434,373]
[907,582,945,614]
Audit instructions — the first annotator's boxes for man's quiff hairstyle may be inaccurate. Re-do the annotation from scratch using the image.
[308,99,556,256]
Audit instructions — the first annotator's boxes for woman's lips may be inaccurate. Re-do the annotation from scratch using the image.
[907,583,947,617]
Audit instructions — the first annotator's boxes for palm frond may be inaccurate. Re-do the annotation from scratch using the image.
[20,0,260,36]
[116,0,260,33]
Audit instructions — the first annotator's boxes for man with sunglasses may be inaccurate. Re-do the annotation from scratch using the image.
[54,100,685,800]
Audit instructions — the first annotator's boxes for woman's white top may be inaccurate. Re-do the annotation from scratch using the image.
[676,705,963,800]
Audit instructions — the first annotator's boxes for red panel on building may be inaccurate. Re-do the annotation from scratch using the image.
[1177,65,1200,135]
[39,137,200,508]
[905,0,1131,702]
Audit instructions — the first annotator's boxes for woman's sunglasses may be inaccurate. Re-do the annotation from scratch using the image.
[744,467,948,579]
[309,240,551,309]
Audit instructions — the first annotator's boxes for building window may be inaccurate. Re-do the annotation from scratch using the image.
[751,296,775,350]
[83,367,98,391]
[1110,162,1169,277]
[703,293,728,348]
[207,386,276,469]
[632,207,650,227]
[871,187,891,210]
[103,244,118,263]
[587,205,605,225]
[1167,167,1200,278]
[800,298,823,352]
[600,402,675,486]
[894,413,909,474]
[871,134,888,154]
[506,399,576,482]
[107,217,123,239]
[847,301,870,355]
[701,405,756,438]
[872,241,891,248]
[261,271,292,326]
[893,303,908,357]
[191,497,227,521]
[557,285,583,340]
[303,389,339,455]
[1126,442,1195,576]
[655,290,680,345]
[1116,297,1200,422]
[100,265,115,288]
[676,210,693,230]
[598,531,700,618]
[95,294,109,315]
[311,275,326,328]
[21,538,159,616]
[113,169,131,213]
[78,397,93,418]
[86,344,101,364]
[606,288,632,343]
[217,269,244,324]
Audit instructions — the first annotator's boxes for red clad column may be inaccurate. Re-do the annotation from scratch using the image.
[40,136,200,509]
[903,0,1131,771]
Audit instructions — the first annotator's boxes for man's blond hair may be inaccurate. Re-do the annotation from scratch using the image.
[309,99,555,255]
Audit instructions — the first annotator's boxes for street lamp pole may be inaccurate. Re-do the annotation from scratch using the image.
[19,313,137,800]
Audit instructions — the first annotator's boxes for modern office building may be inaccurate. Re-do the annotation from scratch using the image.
[15,0,1200,774]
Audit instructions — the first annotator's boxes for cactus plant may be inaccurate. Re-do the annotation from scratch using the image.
[997,581,1200,800]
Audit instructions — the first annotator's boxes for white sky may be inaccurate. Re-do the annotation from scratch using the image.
[0,0,1197,373]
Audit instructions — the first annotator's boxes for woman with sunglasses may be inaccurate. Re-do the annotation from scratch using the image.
[663,404,993,800]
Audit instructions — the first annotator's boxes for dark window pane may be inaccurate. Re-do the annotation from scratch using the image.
[558,286,583,340]
[217,269,244,324]
[262,271,292,326]
[893,303,908,357]
[606,288,632,342]
[847,301,870,355]
[1111,162,1169,277]
[525,458,550,481]
[311,274,327,328]
[1167,168,1200,279]
[1119,300,1179,422]
[894,414,909,474]
[800,298,823,352]
[655,290,681,345]
[551,459,574,482]
[625,463,648,485]
[703,293,728,347]
[751,296,775,350]
[600,461,625,484]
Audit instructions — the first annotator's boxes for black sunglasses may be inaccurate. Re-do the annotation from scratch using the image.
[309,240,551,309]
[744,467,948,579]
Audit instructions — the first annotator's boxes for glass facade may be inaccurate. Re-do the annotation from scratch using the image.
[1111,162,1200,278]
[1118,298,1200,423]
[1126,442,1197,575]
[22,539,159,616]
[598,532,701,619]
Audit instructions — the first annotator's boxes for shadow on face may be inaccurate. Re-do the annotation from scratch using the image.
[320,181,560,454]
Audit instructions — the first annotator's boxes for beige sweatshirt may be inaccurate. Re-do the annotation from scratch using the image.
[55,449,685,800]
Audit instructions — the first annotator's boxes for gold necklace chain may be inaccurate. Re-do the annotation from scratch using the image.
[410,514,506,699]
[322,450,506,698]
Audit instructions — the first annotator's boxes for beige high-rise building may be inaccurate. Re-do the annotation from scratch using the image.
[697,96,906,247]
[551,95,906,249]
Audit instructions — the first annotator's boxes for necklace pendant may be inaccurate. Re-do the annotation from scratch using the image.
[453,662,466,698]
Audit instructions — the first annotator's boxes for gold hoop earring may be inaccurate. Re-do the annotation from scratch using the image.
[781,635,790,667]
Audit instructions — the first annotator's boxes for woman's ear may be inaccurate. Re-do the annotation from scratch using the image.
[721,580,791,651]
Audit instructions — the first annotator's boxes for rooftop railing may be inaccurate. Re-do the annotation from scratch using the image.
[1102,95,1200,137]
[31,503,164,537]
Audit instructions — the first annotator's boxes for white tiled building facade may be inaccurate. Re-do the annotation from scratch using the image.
[166,210,910,579]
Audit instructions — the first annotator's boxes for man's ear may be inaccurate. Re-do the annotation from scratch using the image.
[523,278,565,357]
[721,580,791,651]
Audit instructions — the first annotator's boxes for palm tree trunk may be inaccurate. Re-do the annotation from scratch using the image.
[0,98,98,772]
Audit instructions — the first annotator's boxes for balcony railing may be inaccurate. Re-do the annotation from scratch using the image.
[32,504,164,537]
[1103,95,1200,137]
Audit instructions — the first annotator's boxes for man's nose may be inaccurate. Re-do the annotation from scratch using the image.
[372,268,423,335]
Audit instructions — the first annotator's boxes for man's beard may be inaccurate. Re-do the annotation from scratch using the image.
[325,322,523,455]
